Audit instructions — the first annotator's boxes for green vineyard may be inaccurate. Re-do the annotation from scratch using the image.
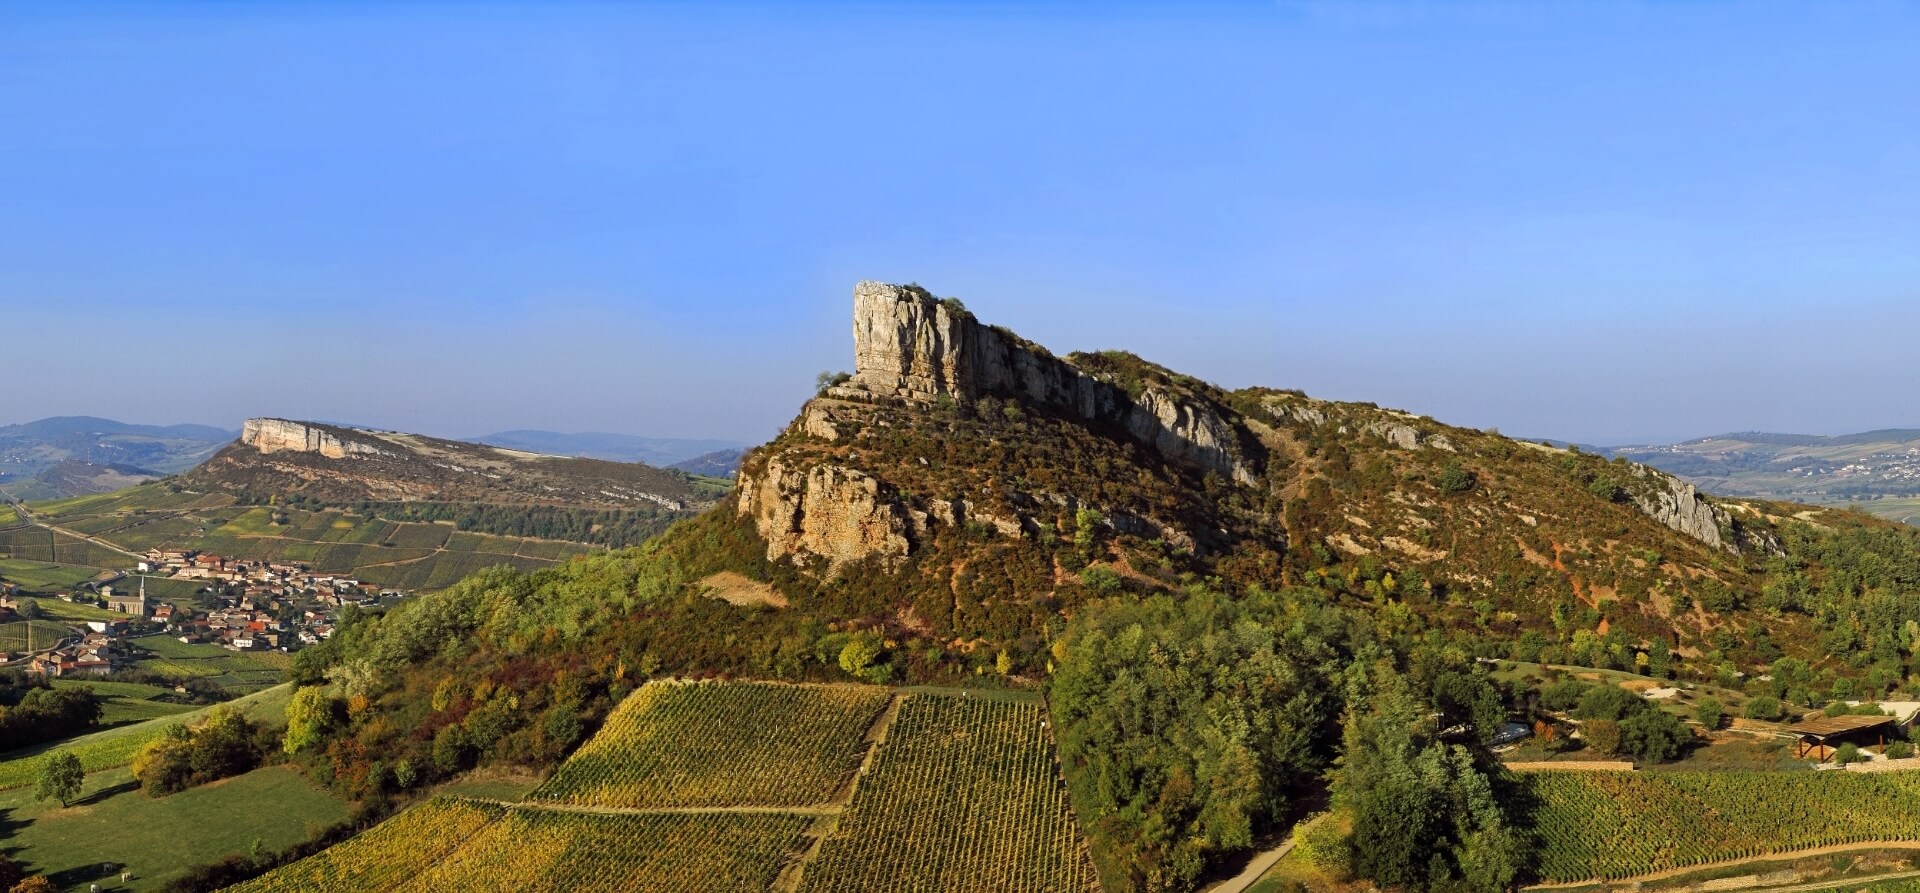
[528,679,892,808]
[1529,769,1920,882]
[397,809,811,893]
[224,798,506,893]
[797,693,1101,893]
[221,682,1101,893]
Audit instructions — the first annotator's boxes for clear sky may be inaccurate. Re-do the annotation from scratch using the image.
[5,1,1918,446]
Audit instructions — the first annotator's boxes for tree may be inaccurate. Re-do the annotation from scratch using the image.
[1693,697,1723,730]
[9,878,57,893]
[35,751,82,807]
[284,687,335,754]
[0,854,23,892]
[1583,719,1622,756]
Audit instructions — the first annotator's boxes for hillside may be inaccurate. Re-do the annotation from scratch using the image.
[1610,430,1920,524]
[186,418,722,512]
[255,282,1920,893]
[0,416,235,499]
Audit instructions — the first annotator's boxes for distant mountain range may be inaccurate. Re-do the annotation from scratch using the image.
[470,430,747,468]
[0,416,237,499]
[1605,429,1920,525]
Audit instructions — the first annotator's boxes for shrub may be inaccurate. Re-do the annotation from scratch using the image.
[1436,461,1475,494]
[1833,743,1864,765]
[1889,741,1914,759]
[1291,813,1352,880]
[1583,719,1622,756]
[1692,697,1723,730]
[1743,697,1784,721]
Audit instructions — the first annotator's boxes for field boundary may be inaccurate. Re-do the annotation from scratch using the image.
[1526,842,1920,890]
[775,691,908,893]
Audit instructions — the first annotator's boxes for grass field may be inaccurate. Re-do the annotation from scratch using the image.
[0,763,349,892]
[1527,769,1920,883]
[0,684,293,790]
[50,678,198,727]
[0,503,21,527]
[529,680,892,809]
[797,692,1100,893]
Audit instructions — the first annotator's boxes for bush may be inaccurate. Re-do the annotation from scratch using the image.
[1692,697,1723,730]
[1743,697,1784,721]
[1291,813,1352,881]
[1889,741,1914,759]
[1833,743,1864,765]
[1435,461,1475,494]
[1583,719,1622,755]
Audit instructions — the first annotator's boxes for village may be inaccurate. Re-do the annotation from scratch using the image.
[0,547,409,678]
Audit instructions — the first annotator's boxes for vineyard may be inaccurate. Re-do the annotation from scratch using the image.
[797,693,1101,893]
[224,798,505,893]
[1528,769,1920,882]
[0,619,72,653]
[216,682,1098,893]
[529,679,893,808]
[396,809,811,893]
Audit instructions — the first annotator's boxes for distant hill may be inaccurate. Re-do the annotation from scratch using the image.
[0,460,163,501]
[184,419,725,513]
[470,429,746,467]
[1606,429,1920,524]
[0,416,235,499]
[668,447,747,478]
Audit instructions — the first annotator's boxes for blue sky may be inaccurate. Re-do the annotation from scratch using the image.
[4,1,1918,445]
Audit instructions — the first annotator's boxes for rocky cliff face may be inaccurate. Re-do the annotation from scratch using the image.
[1629,465,1783,555]
[735,458,912,570]
[242,419,391,460]
[843,281,1256,485]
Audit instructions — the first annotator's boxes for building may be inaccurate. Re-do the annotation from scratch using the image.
[106,577,148,617]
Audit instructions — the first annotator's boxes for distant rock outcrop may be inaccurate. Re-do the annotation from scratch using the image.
[190,419,716,512]
[243,418,392,460]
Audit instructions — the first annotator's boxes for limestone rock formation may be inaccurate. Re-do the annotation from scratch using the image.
[242,418,391,460]
[736,458,912,570]
[843,281,1256,485]
[1628,465,1782,555]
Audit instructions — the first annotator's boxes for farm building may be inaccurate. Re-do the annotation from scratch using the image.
[1787,714,1900,760]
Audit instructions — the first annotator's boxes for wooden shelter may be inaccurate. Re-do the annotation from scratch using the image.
[1787,714,1899,760]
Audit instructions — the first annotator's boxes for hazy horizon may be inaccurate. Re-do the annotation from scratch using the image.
[7,1,1920,445]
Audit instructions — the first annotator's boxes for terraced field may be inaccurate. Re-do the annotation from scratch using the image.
[221,681,1097,893]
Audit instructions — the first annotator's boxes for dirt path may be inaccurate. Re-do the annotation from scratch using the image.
[1200,839,1296,893]
[1525,842,1920,890]
[774,693,907,893]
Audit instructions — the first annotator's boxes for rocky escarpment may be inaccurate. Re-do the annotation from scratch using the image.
[191,419,716,512]
[1629,465,1784,556]
[242,418,393,460]
[841,282,1257,485]
[735,458,913,570]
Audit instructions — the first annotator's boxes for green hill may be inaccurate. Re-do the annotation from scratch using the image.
[212,282,1920,893]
